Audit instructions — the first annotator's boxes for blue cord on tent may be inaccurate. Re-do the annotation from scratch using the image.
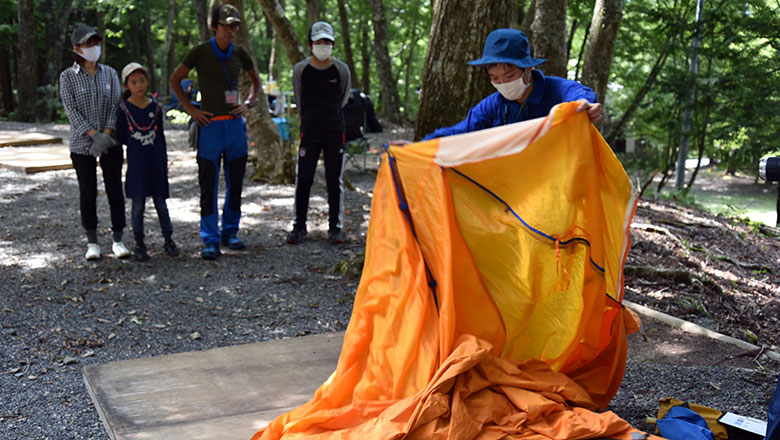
[383,144,440,310]
[450,167,606,274]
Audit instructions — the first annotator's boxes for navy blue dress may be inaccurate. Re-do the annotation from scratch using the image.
[116,100,169,199]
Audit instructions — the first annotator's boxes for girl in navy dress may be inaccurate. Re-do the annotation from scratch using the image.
[116,62,179,261]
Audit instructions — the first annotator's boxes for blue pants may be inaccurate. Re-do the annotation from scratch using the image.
[196,118,247,245]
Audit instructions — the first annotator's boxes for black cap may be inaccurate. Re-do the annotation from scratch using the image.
[71,24,102,46]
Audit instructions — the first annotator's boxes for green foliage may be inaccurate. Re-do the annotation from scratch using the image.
[610,0,780,179]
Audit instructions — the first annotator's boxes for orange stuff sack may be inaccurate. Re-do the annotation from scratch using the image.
[252,102,653,440]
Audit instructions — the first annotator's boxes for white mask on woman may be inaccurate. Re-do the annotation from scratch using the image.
[312,44,333,62]
[76,45,101,63]
[491,73,530,101]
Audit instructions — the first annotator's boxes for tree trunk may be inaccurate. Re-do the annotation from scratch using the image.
[97,11,106,62]
[604,45,669,145]
[141,13,158,94]
[414,0,514,140]
[0,44,13,114]
[517,0,530,26]
[366,0,403,123]
[675,0,704,191]
[41,0,73,120]
[573,24,589,81]
[580,0,624,105]
[257,0,306,65]
[160,0,176,96]
[16,0,37,122]
[530,0,568,78]
[359,16,371,93]
[223,0,291,183]
[402,4,420,113]
[194,0,211,41]
[520,0,536,37]
[336,0,359,86]
[305,0,322,27]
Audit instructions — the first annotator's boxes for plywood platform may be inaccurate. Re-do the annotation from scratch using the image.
[82,332,343,440]
[0,145,72,173]
[0,131,62,147]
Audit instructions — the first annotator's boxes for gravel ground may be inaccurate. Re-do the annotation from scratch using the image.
[1,120,777,439]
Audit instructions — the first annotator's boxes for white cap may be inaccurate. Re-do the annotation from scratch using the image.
[121,62,147,84]
[310,21,335,42]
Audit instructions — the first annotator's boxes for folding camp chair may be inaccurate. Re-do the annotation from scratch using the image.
[344,103,370,172]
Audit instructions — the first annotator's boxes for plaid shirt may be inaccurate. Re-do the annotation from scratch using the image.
[59,62,121,155]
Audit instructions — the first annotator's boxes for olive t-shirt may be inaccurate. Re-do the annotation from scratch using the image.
[182,41,254,116]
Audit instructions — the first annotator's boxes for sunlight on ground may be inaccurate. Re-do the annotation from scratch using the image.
[654,169,778,226]
[0,240,60,270]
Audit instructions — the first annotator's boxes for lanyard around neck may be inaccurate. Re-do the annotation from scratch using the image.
[210,37,237,89]
[502,83,533,125]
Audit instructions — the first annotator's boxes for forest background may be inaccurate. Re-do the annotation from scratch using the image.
[3,0,780,198]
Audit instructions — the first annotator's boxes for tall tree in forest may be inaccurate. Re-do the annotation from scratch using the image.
[40,0,73,120]
[257,0,306,65]
[414,0,514,140]
[16,0,37,122]
[194,0,211,41]
[221,0,292,183]
[530,0,568,78]
[305,0,322,27]
[366,0,403,123]
[359,15,371,93]
[580,0,624,105]
[336,0,359,85]
[675,0,704,191]
[143,11,158,93]
[160,0,176,96]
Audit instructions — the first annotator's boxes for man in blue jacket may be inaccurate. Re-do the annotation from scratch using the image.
[423,28,602,140]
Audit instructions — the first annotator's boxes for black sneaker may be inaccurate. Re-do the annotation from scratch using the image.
[221,235,245,250]
[133,243,150,261]
[201,244,221,260]
[163,239,180,257]
[286,227,307,244]
[328,230,344,244]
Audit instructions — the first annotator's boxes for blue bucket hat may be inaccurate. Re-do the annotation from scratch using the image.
[467,28,545,69]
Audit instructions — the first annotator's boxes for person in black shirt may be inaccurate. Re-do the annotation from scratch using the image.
[287,21,351,244]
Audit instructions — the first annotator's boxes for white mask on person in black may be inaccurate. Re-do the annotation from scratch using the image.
[312,44,333,62]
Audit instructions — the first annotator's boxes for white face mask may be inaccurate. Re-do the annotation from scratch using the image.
[76,45,101,63]
[312,44,333,61]
[491,73,530,101]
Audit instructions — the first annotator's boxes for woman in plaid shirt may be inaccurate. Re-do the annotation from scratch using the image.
[59,24,129,261]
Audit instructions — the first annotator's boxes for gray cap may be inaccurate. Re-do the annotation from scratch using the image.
[71,24,102,46]
[310,21,335,42]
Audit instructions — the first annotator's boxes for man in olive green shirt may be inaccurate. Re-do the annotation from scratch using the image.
[170,4,261,260]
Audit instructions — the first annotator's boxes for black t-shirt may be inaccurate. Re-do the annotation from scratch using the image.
[292,58,351,137]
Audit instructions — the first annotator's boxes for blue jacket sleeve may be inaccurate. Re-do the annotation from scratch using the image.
[422,96,498,141]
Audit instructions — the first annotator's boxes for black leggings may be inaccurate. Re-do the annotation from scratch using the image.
[71,147,126,235]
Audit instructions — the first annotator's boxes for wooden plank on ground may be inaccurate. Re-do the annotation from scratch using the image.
[0,131,62,147]
[0,145,72,173]
[82,332,344,440]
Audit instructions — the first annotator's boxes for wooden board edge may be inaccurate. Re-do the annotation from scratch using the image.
[0,137,63,147]
[83,366,118,440]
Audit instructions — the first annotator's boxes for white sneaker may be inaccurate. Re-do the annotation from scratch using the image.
[85,243,101,260]
[112,241,131,259]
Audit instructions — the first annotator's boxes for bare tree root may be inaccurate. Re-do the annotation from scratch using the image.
[624,265,724,296]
